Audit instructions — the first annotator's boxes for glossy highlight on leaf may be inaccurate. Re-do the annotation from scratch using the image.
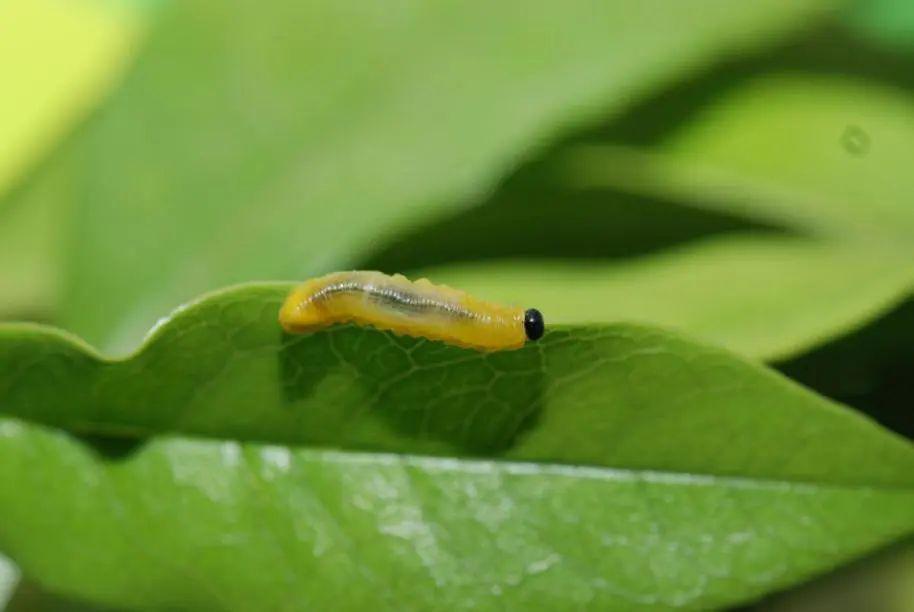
[0,422,911,611]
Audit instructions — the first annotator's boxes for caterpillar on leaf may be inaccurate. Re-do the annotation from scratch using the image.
[279,271,544,352]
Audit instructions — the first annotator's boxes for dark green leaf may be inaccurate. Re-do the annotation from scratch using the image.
[2,283,913,484]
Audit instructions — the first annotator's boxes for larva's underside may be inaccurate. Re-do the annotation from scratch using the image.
[279,271,530,351]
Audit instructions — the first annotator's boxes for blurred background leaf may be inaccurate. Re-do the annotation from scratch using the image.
[0,0,832,353]
[412,71,914,360]
[410,233,910,361]
[844,0,914,52]
[0,0,142,200]
[580,75,914,238]
[0,195,60,321]
[0,0,145,320]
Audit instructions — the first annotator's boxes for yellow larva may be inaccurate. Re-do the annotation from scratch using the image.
[278,271,544,352]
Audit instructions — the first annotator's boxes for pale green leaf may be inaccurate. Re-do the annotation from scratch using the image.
[415,235,913,360]
[564,75,914,245]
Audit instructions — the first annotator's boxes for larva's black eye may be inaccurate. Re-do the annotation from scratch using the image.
[524,308,544,341]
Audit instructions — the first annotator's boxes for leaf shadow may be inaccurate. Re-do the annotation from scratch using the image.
[73,434,147,461]
[5,578,120,612]
[277,326,546,457]
[729,537,914,612]
[776,297,914,442]
[363,176,790,273]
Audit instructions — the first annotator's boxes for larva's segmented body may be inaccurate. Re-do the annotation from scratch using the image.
[279,271,544,351]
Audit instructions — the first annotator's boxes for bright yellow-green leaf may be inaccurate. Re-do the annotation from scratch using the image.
[0,0,145,320]
[568,75,914,242]
[0,0,141,199]
[0,193,61,319]
[662,75,914,240]
[418,235,913,360]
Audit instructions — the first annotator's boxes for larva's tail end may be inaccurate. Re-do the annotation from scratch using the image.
[278,288,329,334]
[278,310,334,334]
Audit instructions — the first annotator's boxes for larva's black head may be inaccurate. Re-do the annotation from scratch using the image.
[524,308,545,341]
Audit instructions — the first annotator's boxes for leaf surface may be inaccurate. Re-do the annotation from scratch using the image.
[0,284,913,610]
[0,422,911,612]
[2,283,913,483]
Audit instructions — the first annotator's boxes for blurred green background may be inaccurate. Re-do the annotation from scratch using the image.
[1,0,913,609]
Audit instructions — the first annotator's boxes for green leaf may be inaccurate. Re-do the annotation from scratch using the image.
[655,75,914,241]
[0,0,141,202]
[3,283,914,483]
[0,0,148,322]
[0,422,912,612]
[0,193,62,321]
[420,74,914,360]
[844,0,914,52]
[1,0,832,351]
[1,284,913,609]
[564,75,914,249]
[410,236,912,362]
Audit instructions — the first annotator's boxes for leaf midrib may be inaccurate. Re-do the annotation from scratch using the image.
[9,415,910,494]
